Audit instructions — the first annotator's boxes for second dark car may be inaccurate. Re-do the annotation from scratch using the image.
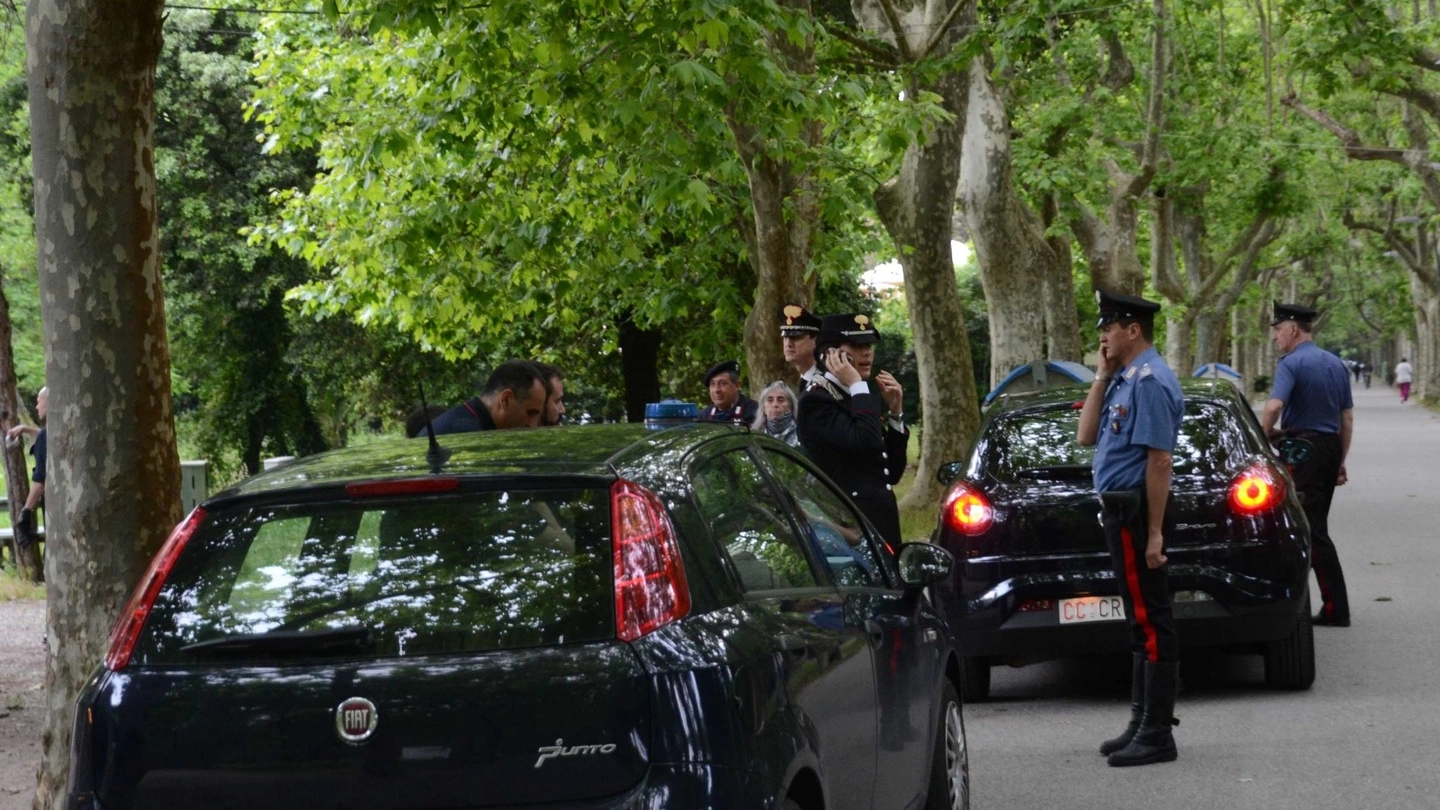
[933,378,1314,700]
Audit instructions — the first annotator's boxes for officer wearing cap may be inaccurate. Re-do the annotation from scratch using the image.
[1077,289,1184,767]
[1261,301,1354,627]
[796,313,907,546]
[779,303,823,387]
[698,360,759,424]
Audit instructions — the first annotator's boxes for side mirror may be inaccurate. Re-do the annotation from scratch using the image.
[898,542,953,589]
[1274,437,1313,466]
[936,461,965,486]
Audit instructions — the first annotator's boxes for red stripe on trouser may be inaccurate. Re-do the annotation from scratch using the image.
[1120,527,1159,662]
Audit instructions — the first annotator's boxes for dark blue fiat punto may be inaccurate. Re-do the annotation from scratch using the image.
[69,423,968,810]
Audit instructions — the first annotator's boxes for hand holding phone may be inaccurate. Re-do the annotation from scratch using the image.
[824,347,861,387]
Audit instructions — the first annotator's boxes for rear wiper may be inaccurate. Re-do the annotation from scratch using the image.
[181,626,375,658]
[1015,464,1093,480]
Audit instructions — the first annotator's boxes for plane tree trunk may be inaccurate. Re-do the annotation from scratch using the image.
[27,0,183,805]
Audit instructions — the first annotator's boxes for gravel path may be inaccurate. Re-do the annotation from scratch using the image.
[0,599,43,808]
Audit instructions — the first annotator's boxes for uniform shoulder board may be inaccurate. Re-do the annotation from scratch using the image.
[1123,366,1138,381]
[1139,363,1153,378]
[806,377,843,401]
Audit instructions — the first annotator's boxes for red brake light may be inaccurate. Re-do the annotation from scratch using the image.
[346,477,459,497]
[105,507,207,670]
[942,481,994,536]
[611,480,690,642]
[1228,462,1285,516]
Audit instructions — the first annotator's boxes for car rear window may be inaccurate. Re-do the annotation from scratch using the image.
[133,488,613,665]
[980,401,1251,483]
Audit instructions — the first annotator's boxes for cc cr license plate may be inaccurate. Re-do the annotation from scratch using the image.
[1058,596,1126,624]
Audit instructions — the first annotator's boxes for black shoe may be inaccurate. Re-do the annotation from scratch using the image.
[1099,653,1146,756]
[1108,661,1180,767]
[1313,613,1350,627]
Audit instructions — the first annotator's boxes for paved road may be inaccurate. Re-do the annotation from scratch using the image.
[967,383,1440,809]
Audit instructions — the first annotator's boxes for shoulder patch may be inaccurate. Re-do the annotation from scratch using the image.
[1123,366,1138,381]
[806,377,843,401]
[1139,363,1153,378]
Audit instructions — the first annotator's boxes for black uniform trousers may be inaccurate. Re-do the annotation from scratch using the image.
[1100,488,1178,663]
[1289,431,1349,621]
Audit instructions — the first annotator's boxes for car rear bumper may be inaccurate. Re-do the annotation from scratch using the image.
[944,560,1309,663]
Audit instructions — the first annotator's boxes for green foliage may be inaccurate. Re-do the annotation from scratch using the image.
[247,0,925,374]
[0,26,43,391]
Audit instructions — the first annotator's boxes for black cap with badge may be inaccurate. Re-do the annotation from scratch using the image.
[704,359,741,385]
[1095,289,1162,329]
[1271,301,1317,326]
[779,303,822,337]
[819,313,881,345]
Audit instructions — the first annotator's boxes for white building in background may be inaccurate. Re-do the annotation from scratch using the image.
[862,241,973,293]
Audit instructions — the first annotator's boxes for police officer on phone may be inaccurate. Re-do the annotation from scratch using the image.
[796,313,907,546]
[1261,301,1354,627]
[1077,290,1184,768]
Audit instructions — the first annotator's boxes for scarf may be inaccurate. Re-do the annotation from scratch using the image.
[763,413,800,447]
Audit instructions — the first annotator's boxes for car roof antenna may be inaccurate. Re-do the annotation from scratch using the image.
[418,383,452,474]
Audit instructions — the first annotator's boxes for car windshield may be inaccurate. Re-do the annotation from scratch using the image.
[134,488,614,665]
[980,401,1250,483]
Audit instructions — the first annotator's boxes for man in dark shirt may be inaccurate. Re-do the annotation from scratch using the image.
[698,360,759,424]
[429,361,547,435]
[1261,301,1354,627]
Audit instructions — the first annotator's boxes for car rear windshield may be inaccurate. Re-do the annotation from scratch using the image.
[981,401,1251,483]
[132,488,614,665]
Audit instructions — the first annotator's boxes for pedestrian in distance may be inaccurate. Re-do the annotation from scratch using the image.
[1351,360,1362,384]
[1361,361,1372,389]
[5,386,47,551]
[1262,301,1354,627]
[752,380,801,448]
[429,360,549,434]
[796,313,907,547]
[1395,357,1413,404]
[1076,290,1184,768]
[698,360,759,424]
[779,303,822,388]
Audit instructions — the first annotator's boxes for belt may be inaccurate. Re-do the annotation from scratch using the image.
[1287,430,1336,439]
[1098,488,1143,512]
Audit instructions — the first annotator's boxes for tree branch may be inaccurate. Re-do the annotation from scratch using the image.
[1281,93,1407,162]
[874,0,917,62]
[827,25,900,67]
[920,0,974,61]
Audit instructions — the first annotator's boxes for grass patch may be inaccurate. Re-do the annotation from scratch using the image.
[894,429,942,544]
[0,565,45,601]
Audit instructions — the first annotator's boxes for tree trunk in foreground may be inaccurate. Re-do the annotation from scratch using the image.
[28,1,182,806]
[873,64,982,520]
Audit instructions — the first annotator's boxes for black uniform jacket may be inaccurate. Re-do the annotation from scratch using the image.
[699,396,760,425]
[796,376,908,546]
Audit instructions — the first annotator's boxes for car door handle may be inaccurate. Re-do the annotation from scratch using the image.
[864,619,885,647]
[774,633,808,656]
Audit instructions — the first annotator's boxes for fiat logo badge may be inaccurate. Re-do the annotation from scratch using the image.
[335,697,378,744]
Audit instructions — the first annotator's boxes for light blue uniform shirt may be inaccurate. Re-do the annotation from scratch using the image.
[1093,346,1185,494]
[1270,341,1353,434]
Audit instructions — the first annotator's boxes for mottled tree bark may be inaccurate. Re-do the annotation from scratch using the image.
[731,0,821,390]
[27,0,181,806]
[959,60,1055,386]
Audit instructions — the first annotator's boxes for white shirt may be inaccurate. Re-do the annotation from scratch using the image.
[1395,362,1413,384]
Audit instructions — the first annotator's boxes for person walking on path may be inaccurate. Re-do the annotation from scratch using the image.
[1394,357,1413,404]
[1261,302,1354,627]
[1077,291,1185,768]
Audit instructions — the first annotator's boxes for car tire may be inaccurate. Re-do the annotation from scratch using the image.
[782,799,804,810]
[960,656,990,702]
[924,680,969,810]
[1264,594,1315,690]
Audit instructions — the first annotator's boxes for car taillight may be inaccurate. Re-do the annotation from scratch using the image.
[1228,462,1285,516]
[104,507,207,671]
[942,481,994,536]
[611,480,690,642]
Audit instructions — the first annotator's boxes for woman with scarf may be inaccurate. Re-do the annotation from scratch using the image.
[752,381,800,447]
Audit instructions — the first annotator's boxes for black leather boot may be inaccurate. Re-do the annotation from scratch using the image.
[1099,653,1146,756]
[1107,661,1179,767]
